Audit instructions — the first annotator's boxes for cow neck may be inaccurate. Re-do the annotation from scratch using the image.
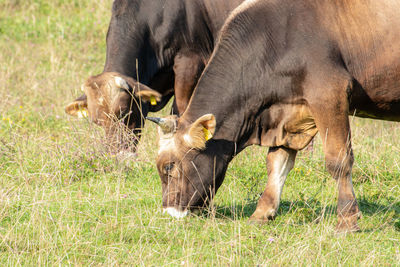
[181,61,268,152]
[201,0,246,35]
[149,0,245,63]
[103,1,157,84]
[181,0,245,57]
[180,0,287,152]
[150,1,217,61]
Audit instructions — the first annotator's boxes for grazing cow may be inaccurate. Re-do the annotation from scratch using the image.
[151,0,400,232]
[65,0,244,153]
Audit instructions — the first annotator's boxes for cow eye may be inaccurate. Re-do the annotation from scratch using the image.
[164,162,175,173]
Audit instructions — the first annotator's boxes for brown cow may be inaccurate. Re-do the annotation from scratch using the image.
[151,0,400,232]
[65,0,244,154]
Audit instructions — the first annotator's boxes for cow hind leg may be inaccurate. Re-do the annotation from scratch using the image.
[249,147,297,223]
[307,71,361,233]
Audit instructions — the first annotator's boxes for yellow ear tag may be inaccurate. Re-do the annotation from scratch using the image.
[77,108,88,118]
[203,127,213,141]
[150,96,157,106]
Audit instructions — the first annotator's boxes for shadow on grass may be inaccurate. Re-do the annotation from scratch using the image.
[210,198,400,230]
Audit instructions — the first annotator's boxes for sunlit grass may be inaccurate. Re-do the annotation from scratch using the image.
[0,0,399,265]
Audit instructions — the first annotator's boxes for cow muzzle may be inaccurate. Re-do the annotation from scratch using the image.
[163,207,188,219]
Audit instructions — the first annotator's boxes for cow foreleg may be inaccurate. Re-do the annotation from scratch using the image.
[308,75,360,233]
[249,147,297,222]
[173,51,205,115]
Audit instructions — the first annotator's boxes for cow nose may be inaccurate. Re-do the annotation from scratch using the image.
[163,207,188,219]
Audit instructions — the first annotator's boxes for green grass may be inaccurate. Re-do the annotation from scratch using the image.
[0,0,399,265]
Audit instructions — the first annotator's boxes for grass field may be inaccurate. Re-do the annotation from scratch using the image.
[0,0,399,265]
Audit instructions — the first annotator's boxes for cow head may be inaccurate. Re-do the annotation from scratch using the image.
[66,72,162,153]
[150,114,231,218]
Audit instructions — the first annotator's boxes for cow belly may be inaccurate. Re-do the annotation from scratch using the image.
[348,57,400,121]
[350,81,400,122]
[354,106,400,122]
[259,104,318,150]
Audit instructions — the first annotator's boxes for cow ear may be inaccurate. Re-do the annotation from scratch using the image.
[65,95,88,118]
[135,87,162,106]
[113,76,162,106]
[184,114,216,150]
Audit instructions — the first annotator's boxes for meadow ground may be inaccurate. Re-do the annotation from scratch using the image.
[0,0,399,265]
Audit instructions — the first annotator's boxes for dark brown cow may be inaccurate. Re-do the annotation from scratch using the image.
[65,0,244,154]
[151,0,400,232]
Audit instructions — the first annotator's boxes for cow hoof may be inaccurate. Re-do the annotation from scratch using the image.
[248,210,276,224]
[335,216,360,234]
[248,217,269,225]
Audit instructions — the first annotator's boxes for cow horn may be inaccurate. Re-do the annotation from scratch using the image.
[146,117,176,134]
[114,76,130,90]
[146,117,162,124]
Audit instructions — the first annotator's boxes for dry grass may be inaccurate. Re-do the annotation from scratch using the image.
[0,0,399,265]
